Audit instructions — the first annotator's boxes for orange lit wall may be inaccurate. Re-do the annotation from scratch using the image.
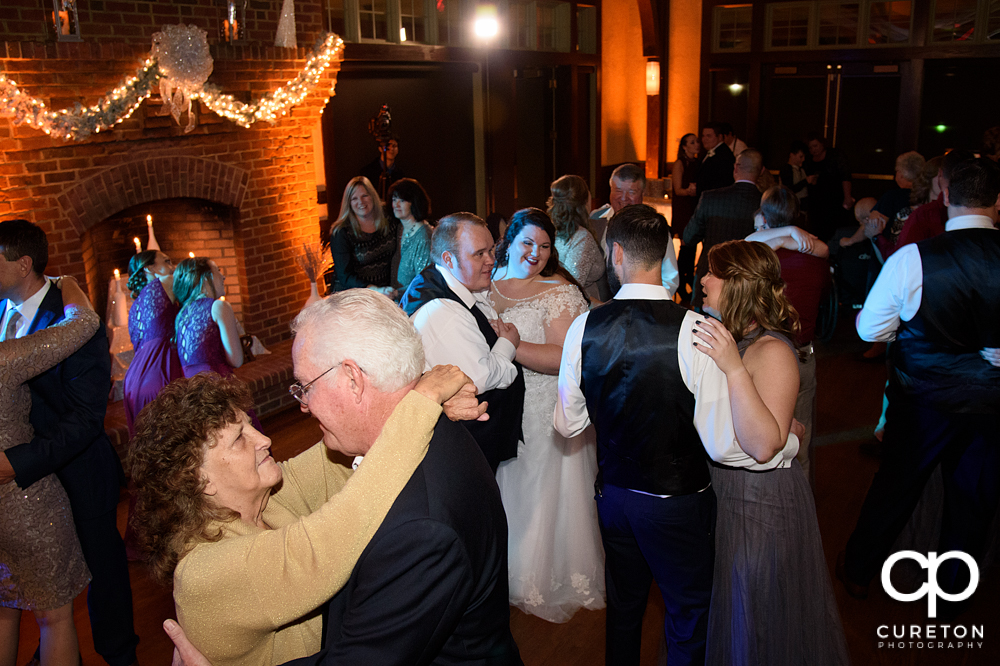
[602,0,647,165]
[666,0,702,161]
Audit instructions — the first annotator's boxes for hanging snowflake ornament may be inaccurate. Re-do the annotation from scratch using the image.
[151,24,214,132]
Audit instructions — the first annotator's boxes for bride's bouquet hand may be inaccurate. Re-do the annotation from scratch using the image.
[692,317,744,376]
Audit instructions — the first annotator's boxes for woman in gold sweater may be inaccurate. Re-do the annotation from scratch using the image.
[128,367,476,666]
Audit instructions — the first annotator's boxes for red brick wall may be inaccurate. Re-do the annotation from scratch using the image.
[1,38,341,345]
[1,0,325,47]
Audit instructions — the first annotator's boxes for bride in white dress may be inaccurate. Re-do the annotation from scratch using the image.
[491,208,606,623]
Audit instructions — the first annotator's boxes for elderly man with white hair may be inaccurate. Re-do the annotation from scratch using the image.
[164,289,524,666]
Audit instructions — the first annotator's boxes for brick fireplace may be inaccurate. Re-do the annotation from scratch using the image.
[0,34,339,346]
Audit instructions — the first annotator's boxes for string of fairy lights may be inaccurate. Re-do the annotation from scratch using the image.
[0,32,343,141]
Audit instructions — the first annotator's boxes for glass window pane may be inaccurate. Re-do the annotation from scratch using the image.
[359,0,388,40]
[400,0,426,43]
[327,0,346,38]
[868,1,911,45]
[932,0,977,42]
[437,0,464,45]
[770,4,810,48]
[538,2,557,51]
[577,5,597,54]
[511,2,530,49]
[716,5,753,51]
[989,0,1000,40]
[818,2,859,46]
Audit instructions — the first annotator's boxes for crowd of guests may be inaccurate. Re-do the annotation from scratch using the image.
[2,121,998,666]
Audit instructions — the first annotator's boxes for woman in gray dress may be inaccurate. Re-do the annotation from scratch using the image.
[693,240,850,666]
[0,277,96,666]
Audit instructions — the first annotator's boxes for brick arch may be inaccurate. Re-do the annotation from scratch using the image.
[57,156,251,235]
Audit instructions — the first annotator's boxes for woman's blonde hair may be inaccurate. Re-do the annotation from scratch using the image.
[546,174,595,242]
[331,176,388,237]
[707,240,800,344]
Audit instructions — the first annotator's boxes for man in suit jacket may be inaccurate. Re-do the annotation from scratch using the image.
[696,122,736,196]
[292,289,521,665]
[0,219,138,666]
[400,213,526,473]
[683,149,764,309]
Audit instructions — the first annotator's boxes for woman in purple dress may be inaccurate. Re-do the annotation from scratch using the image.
[173,257,260,430]
[123,250,184,436]
[174,257,244,378]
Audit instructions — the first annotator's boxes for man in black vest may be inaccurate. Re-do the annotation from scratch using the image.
[555,204,719,665]
[400,213,526,473]
[840,158,1000,616]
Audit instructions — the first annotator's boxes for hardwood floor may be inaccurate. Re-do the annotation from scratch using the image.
[13,316,1000,665]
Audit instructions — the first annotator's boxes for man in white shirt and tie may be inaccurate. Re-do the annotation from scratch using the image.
[400,213,526,472]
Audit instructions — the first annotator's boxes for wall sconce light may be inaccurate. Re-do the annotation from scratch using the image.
[222,0,247,43]
[645,61,660,96]
[51,0,82,42]
[728,83,745,95]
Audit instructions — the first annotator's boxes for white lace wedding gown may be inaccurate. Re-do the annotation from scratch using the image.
[492,282,606,623]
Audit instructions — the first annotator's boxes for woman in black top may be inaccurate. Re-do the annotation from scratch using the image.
[672,133,701,298]
[326,176,398,294]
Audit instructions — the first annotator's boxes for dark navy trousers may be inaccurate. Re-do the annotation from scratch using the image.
[597,482,716,666]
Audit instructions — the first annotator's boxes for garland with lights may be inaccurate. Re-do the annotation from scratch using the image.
[0,31,343,141]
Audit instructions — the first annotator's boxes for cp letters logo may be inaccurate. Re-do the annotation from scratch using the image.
[881,551,979,618]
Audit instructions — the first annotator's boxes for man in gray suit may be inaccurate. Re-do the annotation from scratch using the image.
[683,149,764,309]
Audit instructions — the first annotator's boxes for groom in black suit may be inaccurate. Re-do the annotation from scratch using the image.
[0,219,138,666]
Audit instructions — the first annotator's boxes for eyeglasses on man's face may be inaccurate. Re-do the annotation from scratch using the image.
[289,364,340,406]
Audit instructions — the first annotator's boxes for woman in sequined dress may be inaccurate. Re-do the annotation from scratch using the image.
[491,208,606,623]
[325,176,399,296]
[0,277,96,666]
[546,174,605,303]
[123,250,184,436]
[173,257,260,429]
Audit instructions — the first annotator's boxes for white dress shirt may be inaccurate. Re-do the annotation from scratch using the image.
[1,278,52,340]
[410,265,517,395]
[554,282,798,470]
[856,215,997,342]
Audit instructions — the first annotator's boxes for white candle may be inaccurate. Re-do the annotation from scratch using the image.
[114,268,120,280]
[146,214,153,227]
[133,237,141,253]
[188,251,195,258]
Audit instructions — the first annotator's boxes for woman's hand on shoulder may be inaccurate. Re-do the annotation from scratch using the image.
[415,365,490,422]
[692,317,745,376]
[56,275,95,312]
[415,364,471,404]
